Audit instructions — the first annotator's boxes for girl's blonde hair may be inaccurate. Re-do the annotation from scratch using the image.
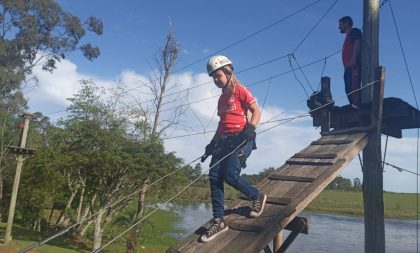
[223,65,239,93]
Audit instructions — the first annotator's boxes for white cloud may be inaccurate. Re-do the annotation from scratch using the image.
[27,58,419,193]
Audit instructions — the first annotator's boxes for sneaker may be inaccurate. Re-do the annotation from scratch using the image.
[250,193,267,218]
[200,218,229,242]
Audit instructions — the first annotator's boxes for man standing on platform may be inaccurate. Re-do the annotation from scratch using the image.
[339,16,362,109]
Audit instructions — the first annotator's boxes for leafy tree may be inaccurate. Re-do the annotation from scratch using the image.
[0,0,103,95]
[353,177,362,191]
[126,23,183,253]
[327,176,353,191]
[0,0,103,224]
[41,82,182,251]
[0,90,27,221]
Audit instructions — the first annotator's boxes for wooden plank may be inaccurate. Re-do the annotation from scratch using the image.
[284,217,308,234]
[321,126,373,136]
[227,222,264,232]
[268,175,315,183]
[291,153,337,159]
[166,248,182,253]
[279,133,368,229]
[239,196,292,206]
[285,160,335,166]
[169,133,368,253]
[311,139,353,145]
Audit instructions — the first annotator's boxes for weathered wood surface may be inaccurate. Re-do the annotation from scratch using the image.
[167,132,368,253]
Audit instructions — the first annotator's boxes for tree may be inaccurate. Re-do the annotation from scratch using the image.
[126,23,183,253]
[0,0,103,223]
[0,0,103,95]
[353,177,362,191]
[189,163,202,181]
[0,91,27,221]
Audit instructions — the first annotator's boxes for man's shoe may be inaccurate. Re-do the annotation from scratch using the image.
[200,218,228,242]
[250,193,267,218]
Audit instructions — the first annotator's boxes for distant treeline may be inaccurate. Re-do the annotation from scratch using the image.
[188,165,363,192]
[242,167,362,191]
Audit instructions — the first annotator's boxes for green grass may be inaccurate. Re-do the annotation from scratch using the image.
[0,208,182,253]
[307,190,420,219]
[0,222,87,253]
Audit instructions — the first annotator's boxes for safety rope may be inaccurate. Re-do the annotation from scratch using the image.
[91,139,247,253]
[18,155,203,253]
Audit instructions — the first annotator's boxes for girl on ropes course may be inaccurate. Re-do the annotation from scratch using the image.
[200,55,267,242]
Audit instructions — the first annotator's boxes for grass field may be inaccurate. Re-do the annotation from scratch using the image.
[0,208,181,253]
[306,190,419,219]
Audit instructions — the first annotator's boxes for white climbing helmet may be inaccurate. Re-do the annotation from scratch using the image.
[207,55,233,76]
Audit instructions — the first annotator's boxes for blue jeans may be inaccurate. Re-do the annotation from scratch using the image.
[208,138,259,219]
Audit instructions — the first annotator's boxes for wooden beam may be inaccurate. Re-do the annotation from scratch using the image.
[239,196,292,206]
[284,217,308,234]
[311,139,353,145]
[268,175,315,183]
[291,153,337,159]
[285,160,335,166]
[320,77,331,133]
[362,66,385,253]
[276,217,307,253]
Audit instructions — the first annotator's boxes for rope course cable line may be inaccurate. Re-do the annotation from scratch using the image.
[91,79,383,252]
[42,0,325,117]
[22,74,381,253]
[125,49,342,116]
[18,155,204,253]
[257,78,380,135]
[162,50,341,140]
[384,162,420,177]
[172,0,324,74]
[292,0,339,53]
[388,1,419,250]
[90,139,247,253]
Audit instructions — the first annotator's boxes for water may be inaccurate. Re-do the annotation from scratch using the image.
[167,203,418,253]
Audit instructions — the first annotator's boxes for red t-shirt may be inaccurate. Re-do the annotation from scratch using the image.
[342,28,362,68]
[217,84,256,134]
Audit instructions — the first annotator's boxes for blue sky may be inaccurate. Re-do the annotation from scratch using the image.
[26,0,419,193]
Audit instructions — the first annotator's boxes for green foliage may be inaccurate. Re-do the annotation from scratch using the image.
[326,175,353,191]
[0,0,103,95]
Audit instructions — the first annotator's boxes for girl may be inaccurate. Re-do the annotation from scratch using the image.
[200,55,267,242]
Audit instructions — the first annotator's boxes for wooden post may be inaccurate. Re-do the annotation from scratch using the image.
[320,77,331,133]
[273,231,283,252]
[362,67,385,253]
[4,113,32,244]
[361,0,380,104]
[361,0,384,252]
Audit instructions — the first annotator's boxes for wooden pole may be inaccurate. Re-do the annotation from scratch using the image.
[362,67,385,253]
[362,1,385,252]
[273,231,283,252]
[361,0,379,103]
[320,77,331,133]
[4,113,32,244]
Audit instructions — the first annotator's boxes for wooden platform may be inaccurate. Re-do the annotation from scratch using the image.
[167,132,368,253]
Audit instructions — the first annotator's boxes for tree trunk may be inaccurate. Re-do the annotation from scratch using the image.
[0,172,3,221]
[126,180,148,253]
[73,193,95,238]
[79,220,93,237]
[76,185,85,222]
[92,207,105,251]
[56,189,78,225]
